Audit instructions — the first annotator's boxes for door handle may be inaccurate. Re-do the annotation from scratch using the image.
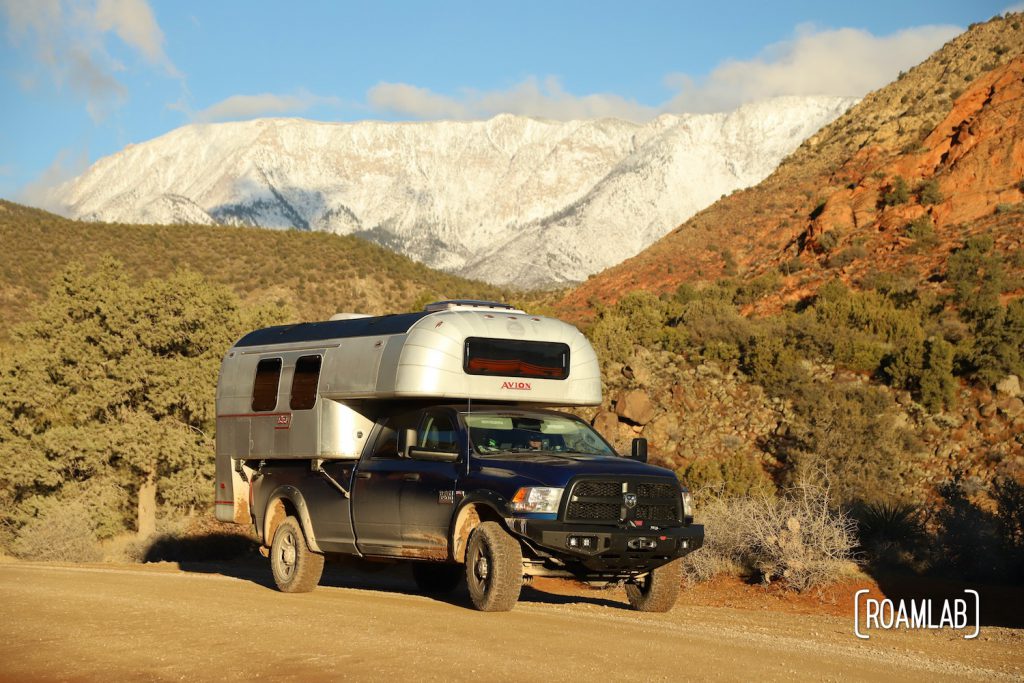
[356,472,372,479]
[403,473,420,482]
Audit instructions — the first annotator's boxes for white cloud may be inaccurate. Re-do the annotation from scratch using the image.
[664,23,961,113]
[95,0,179,77]
[368,23,961,121]
[1004,4,1024,14]
[369,76,655,121]
[0,0,180,120]
[191,91,343,123]
[16,147,89,214]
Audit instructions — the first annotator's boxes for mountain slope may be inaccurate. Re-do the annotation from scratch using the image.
[0,201,508,337]
[55,99,853,288]
[562,14,1024,315]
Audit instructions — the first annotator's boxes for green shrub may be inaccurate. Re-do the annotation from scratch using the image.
[740,333,806,392]
[919,336,957,412]
[905,214,937,243]
[855,501,928,570]
[682,452,775,498]
[826,245,867,268]
[882,176,910,206]
[779,257,805,275]
[780,383,918,506]
[733,272,782,305]
[818,229,841,252]
[918,178,943,205]
[931,474,1024,583]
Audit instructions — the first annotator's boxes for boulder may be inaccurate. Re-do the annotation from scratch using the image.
[998,398,1024,420]
[591,411,620,439]
[614,390,656,425]
[995,375,1022,397]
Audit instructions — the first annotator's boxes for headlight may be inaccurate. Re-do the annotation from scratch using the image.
[511,487,563,514]
[681,489,694,524]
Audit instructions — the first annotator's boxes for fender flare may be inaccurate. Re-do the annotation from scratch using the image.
[449,490,511,563]
[264,484,323,554]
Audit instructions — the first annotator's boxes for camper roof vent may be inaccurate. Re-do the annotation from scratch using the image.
[423,300,524,314]
[329,312,373,321]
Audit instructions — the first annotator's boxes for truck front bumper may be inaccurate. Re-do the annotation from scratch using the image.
[510,518,704,575]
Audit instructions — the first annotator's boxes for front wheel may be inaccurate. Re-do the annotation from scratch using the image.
[270,516,324,593]
[625,559,682,612]
[465,522,522,611]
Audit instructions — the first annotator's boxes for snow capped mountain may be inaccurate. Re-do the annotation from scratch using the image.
[57,97,855,288]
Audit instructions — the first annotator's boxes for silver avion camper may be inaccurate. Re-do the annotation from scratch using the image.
[214,301,600,524]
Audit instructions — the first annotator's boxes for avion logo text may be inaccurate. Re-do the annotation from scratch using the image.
[501,381,532,390]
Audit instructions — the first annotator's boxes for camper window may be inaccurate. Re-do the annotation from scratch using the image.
[289,354,322,410]
[251,358,282,412]
[464,337,570,380]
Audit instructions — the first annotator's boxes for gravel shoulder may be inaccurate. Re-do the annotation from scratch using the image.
[0,560,1021,682]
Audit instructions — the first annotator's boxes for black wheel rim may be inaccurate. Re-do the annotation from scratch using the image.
[275,529,297,581]
[472,542,492,593]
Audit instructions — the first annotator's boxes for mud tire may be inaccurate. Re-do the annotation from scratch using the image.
[465,522,522,611]
[412,562,464,594]
[270,516,324,593]
[625,558,682,612]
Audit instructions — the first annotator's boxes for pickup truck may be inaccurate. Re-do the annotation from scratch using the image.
[215,301,703,611]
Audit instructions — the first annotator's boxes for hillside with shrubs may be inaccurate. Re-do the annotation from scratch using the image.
[1,15,1022,593]
[0,200,509,339]
[565,14,1024,587]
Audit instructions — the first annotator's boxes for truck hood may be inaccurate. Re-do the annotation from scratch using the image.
[473,452,677,488]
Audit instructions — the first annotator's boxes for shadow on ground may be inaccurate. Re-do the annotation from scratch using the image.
[140,532,629,611]
[869,571,1024,629]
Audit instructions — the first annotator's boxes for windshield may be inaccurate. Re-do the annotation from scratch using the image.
[463,411,616,457]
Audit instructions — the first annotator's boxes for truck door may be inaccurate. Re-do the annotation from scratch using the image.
[399,409,461,558]
[351,413,416,556]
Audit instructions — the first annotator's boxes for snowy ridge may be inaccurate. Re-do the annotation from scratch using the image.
[57,97,855,288]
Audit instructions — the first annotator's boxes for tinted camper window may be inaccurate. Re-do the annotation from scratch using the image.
[464,337,570,380]
[251,358,282,412]
[290,355,322,410]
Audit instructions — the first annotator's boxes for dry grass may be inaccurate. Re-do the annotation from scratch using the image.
[684,477,857,592]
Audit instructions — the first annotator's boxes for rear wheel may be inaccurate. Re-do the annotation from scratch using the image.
[625,559,682,612]
[270,516,324,593]
[412,562,464,594]
[465,522,522,612]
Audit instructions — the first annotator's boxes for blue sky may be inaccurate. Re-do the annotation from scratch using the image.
[0,0,1018,205]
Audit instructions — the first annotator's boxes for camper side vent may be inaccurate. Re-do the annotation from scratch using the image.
[424,300,525,314]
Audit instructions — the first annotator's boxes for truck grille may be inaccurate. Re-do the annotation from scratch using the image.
[564,478,682,525]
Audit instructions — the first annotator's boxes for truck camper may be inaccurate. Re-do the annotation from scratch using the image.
[215,300,703,611]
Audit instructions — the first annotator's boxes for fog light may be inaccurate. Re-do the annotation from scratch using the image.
[567,535,597,550]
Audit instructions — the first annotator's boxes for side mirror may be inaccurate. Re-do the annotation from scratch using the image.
[399,428,417,458]
[631,437,648,463]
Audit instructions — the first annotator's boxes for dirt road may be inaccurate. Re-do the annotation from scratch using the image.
[0,559,1020,682]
